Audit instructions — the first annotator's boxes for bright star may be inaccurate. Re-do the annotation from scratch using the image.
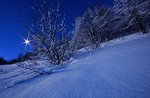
[23,38,31,46]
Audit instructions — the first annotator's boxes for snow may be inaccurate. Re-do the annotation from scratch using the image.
[100,32,147,48]
[0,33,150,98]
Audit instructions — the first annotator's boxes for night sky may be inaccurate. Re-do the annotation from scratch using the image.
[0,0,113,60]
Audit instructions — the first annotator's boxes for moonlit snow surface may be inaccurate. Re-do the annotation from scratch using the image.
[0,33,150,98]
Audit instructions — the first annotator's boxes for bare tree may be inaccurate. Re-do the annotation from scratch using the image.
[73,6,112,49]
[127,0,150,33]
[113,0,149,34]
[23,0,74,65]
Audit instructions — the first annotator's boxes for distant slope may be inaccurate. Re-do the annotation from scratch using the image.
[0,58,8,65]
[0,33,150,98]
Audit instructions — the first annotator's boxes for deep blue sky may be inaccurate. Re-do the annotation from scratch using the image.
[0,0,113,60]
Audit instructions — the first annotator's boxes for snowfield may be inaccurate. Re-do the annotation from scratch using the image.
[0,33,150,98]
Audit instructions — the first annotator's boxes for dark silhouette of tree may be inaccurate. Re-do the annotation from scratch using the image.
[0,57,8,65]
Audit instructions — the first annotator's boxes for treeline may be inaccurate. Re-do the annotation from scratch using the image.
[0,57,8,65]
[1,0,149,66]
[23,0,149,66]
[73,0,150,49]
[0,53,33,65]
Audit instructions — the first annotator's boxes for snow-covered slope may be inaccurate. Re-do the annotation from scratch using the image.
[0,33,150,98]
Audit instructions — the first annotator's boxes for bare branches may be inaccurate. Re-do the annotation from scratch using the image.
[73,0,149,50]
[73,6,112,49]
[23,0,75,65]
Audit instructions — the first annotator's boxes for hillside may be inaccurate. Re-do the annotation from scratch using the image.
[0,33,150,98]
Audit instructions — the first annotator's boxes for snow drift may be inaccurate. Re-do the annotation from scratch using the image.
[0,33,150,98]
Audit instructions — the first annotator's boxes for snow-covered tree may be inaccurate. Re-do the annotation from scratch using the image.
[24,0,75,65]
[113,0,150,34]
[74,6,112,49]
[128,0,150,33]
[73,0,149,50]
[112,0,132,35]
[92,6,112,41]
